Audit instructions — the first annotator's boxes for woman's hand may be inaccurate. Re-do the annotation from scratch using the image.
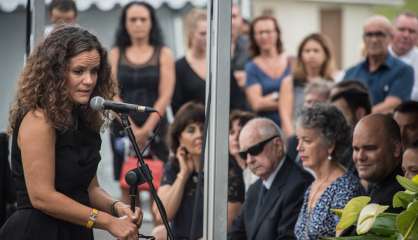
[265,92,279,101]
[107,215,139,240]
[176,146,194,178]
[133,127,150,149]
[113,202,143,227]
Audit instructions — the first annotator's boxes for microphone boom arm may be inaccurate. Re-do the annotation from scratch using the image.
[119,113,174,240]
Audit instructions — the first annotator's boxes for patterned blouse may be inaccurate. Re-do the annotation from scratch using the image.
[294,173,365,239]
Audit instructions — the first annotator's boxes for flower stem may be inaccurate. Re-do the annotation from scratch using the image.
[404,215,417,240]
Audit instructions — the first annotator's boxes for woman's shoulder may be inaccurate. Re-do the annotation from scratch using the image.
[164,159,180,173]
[17,109,55,145]
[281,75,294,87]
[331,173,364,200]
[20,109,50,129]
[109,47,121,65]
[109,47,120,58]
[159,46,174,62]
[244,59,257,71]
[159,46,173,56]
[175,56,188,66]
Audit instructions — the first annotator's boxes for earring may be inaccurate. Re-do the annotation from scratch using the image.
[327,155,332,161]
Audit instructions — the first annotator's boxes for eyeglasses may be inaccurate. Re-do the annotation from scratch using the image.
[363,31,387,39]
[239,135,279,159]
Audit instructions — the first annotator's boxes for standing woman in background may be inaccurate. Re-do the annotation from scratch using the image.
[0,26,141,240]
[244,15,292,126]
[171,9,207,114]
[108,1,175,189]
[279,33,339,138]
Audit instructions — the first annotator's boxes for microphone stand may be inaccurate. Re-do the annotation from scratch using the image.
[119,113,174,240]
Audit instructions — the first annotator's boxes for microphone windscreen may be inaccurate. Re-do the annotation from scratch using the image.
[90,96,105,111]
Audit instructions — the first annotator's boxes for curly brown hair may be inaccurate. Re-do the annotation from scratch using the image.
[9,26,115,133]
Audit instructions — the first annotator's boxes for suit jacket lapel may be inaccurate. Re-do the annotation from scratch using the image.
[250,157,292,239]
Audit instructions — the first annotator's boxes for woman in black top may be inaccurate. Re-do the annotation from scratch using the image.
[0,26,141,240]
[108,2,175,189]
[172,9,207,114]
[152,102,245,239]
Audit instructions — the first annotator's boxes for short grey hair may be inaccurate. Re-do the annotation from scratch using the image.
[304,79,334,99]
[364,15,393,36]
[245,117,287,152]
[296,103,351,161]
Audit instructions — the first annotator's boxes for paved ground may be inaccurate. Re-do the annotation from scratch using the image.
[94,131,155,239]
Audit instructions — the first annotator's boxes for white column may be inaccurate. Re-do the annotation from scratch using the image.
[204,0,231,239]
[29,0,45,55]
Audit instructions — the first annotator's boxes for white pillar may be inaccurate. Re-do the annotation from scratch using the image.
[204,0,231,239]
[29,0,45,55]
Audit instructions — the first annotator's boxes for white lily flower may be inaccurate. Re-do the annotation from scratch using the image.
[356,203,388,235]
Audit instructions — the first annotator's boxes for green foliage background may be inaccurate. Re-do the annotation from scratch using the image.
[375,0,418,20]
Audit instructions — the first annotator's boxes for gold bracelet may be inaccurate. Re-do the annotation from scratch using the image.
[86,208,98,229]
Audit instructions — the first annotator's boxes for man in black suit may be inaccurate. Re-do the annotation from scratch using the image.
[352,114,404,212]
[228,118,313,240]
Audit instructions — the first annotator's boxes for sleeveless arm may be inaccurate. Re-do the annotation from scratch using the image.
[279,75,295,137]
[108,48,122,102]
[142,47,175,132]
[19,110,138,238]
[153,161,189,224]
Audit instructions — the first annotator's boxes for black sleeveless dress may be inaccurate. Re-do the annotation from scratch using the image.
[0,113,101,240]
[110,46,169,180]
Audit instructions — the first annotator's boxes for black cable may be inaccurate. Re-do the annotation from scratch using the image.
[120,112,175,240]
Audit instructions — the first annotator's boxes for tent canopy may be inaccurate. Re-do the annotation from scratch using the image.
[0,0,206,12]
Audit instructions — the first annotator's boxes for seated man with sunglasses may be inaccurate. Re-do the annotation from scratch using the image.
[228,118,313,240]
[343,15,414,113]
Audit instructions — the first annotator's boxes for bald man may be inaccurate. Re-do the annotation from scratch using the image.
[228,118,312,240]
[343,15,414,113]
[352,114,403,212]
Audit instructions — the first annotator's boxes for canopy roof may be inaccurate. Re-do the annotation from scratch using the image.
[0,0,206,12]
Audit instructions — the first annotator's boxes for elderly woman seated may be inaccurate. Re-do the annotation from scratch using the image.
[294,104,365,239]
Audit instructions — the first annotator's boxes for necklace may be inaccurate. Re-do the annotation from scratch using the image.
[307,175,331,211]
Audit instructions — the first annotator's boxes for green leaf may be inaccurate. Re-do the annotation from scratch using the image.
[369,213,397,236]
[393,191,415,209]
[332,208,343,218]
[407,200,418,213]
[357,204,389,235]
[336,196,371,231]
[397,175,418,193]
[396,208,418,240]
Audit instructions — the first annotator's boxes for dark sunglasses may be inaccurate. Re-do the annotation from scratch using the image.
[363,31,387,39]
[239,135,279,159]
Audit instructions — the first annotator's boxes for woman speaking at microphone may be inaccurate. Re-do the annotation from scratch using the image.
[0,26,142,240]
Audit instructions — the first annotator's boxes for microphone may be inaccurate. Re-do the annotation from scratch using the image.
[90,96,157,113]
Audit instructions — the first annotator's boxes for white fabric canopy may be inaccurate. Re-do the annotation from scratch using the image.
[0,0,206,12]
